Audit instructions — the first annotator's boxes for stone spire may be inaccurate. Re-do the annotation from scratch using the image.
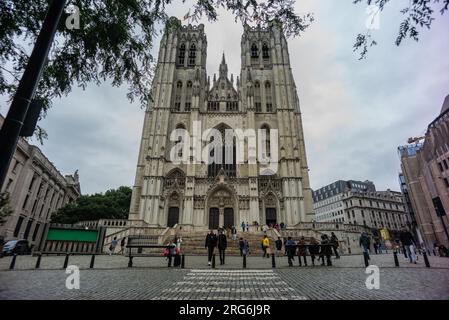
[219,52,228,79]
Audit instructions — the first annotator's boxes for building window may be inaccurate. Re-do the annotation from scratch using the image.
[32,223,41,241]
[444,178,449,188]
[262,43,270,59]
[226,101,238,111]
[251,43,259,59]
[255,81,261,112]
[178,43,186,65]
[14,217,25,237]
[443,159,449,170]
[173,81,182,111]
[23,219,33,240]
[185,81,192,111]
[188,43,196,66]
[12,160,20,173]
[22,195,29,210]
[261,125,271,158]
[208,101,219,111]
[265,81,273,112]
[5,178,13,192]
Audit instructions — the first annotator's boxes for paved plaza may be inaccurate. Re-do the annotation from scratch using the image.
[0,254,448,300]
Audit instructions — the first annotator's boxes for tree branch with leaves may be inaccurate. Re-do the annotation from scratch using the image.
[353,0,449,59]
[0,0,313,143]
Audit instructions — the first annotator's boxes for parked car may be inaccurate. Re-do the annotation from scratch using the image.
[1,240,30,257]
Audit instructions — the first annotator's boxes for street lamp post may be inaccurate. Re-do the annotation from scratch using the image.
[0,0,68,190]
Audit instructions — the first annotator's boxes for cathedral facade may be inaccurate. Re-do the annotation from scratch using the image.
[128,18,314,230]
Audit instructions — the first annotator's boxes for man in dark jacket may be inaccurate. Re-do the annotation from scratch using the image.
[205,230,218,266]
[400,227,417,263]
[217,230,228,265]
[330,232,340,259]
[285,237,296,267]
[359,232,371,266]
[238,237,245,256]
[275,237,283,257]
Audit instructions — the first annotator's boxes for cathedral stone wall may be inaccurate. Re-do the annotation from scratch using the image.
[129,18,314,230]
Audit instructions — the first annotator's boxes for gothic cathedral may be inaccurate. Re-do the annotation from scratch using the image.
[128,18,314,230]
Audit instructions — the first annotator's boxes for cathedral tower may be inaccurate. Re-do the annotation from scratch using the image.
[129,18,314,229]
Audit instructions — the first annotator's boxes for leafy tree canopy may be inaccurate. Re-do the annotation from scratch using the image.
[50,186,132,224]
[0,0,313,142]
[354,0,449,59]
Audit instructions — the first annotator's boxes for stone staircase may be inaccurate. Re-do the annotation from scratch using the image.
[176,230,278,256]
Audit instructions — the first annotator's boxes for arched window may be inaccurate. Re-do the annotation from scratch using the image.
[262,43,270,59]
[175,124,186,158]
[173,81,182,111]
[265,81,273,112]
[178,43,186,65]
[261,124,271,157]
[254,81,261,112]
[251,43,259,59]
[185,81,192,111]
[188,44,196,66]
[208,125,236,178]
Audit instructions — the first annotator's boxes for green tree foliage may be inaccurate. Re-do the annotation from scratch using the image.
[0,0,312,142]
[354,0,449,59]
[50,186,132,224]
[0,192,13,225]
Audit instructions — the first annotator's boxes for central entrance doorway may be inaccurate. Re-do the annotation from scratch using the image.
[167,207,179,227]
[209,208,219,230]
[266,208,277,227]
[224,208,234,228]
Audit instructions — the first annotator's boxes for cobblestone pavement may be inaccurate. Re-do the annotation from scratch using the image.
[1,254,448,300]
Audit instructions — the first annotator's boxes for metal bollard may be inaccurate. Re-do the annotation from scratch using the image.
[243,255,247,269]
[181,254,185,269]
[271,253,276,268]
[393,251,400,267]
[212,254,216,268]
[63,253,70,269]
[128,256,133,268]
[35,254,42,269]
[423,251,430,268]
[89,254,96,269]
[9,254,17,270]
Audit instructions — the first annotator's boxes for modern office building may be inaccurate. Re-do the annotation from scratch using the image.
[313,180,407,241]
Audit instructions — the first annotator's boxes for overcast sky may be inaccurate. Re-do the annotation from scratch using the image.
[1,0,448,195]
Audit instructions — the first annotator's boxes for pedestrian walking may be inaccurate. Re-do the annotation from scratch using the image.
[319,234,332,266]
[275,237,283,257]
[118,237,127,255]
[400,226,417,264]
[297,236,307,266]
[177,235,183,251]
[242,239,250,257]
[373,241,379,255]
[205,230,217,266]
[218,229,227,265]
[246,222,250,232]
[109,237,118,256]
[309,237,320,266]
[359,232,371,265]
[285,237,296,267]
[239,237,245,256]
[231,226,237,241]
[330,232,340,259]
[262,235,270,258]
[165,240,176,267]
[241,221,246,232]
